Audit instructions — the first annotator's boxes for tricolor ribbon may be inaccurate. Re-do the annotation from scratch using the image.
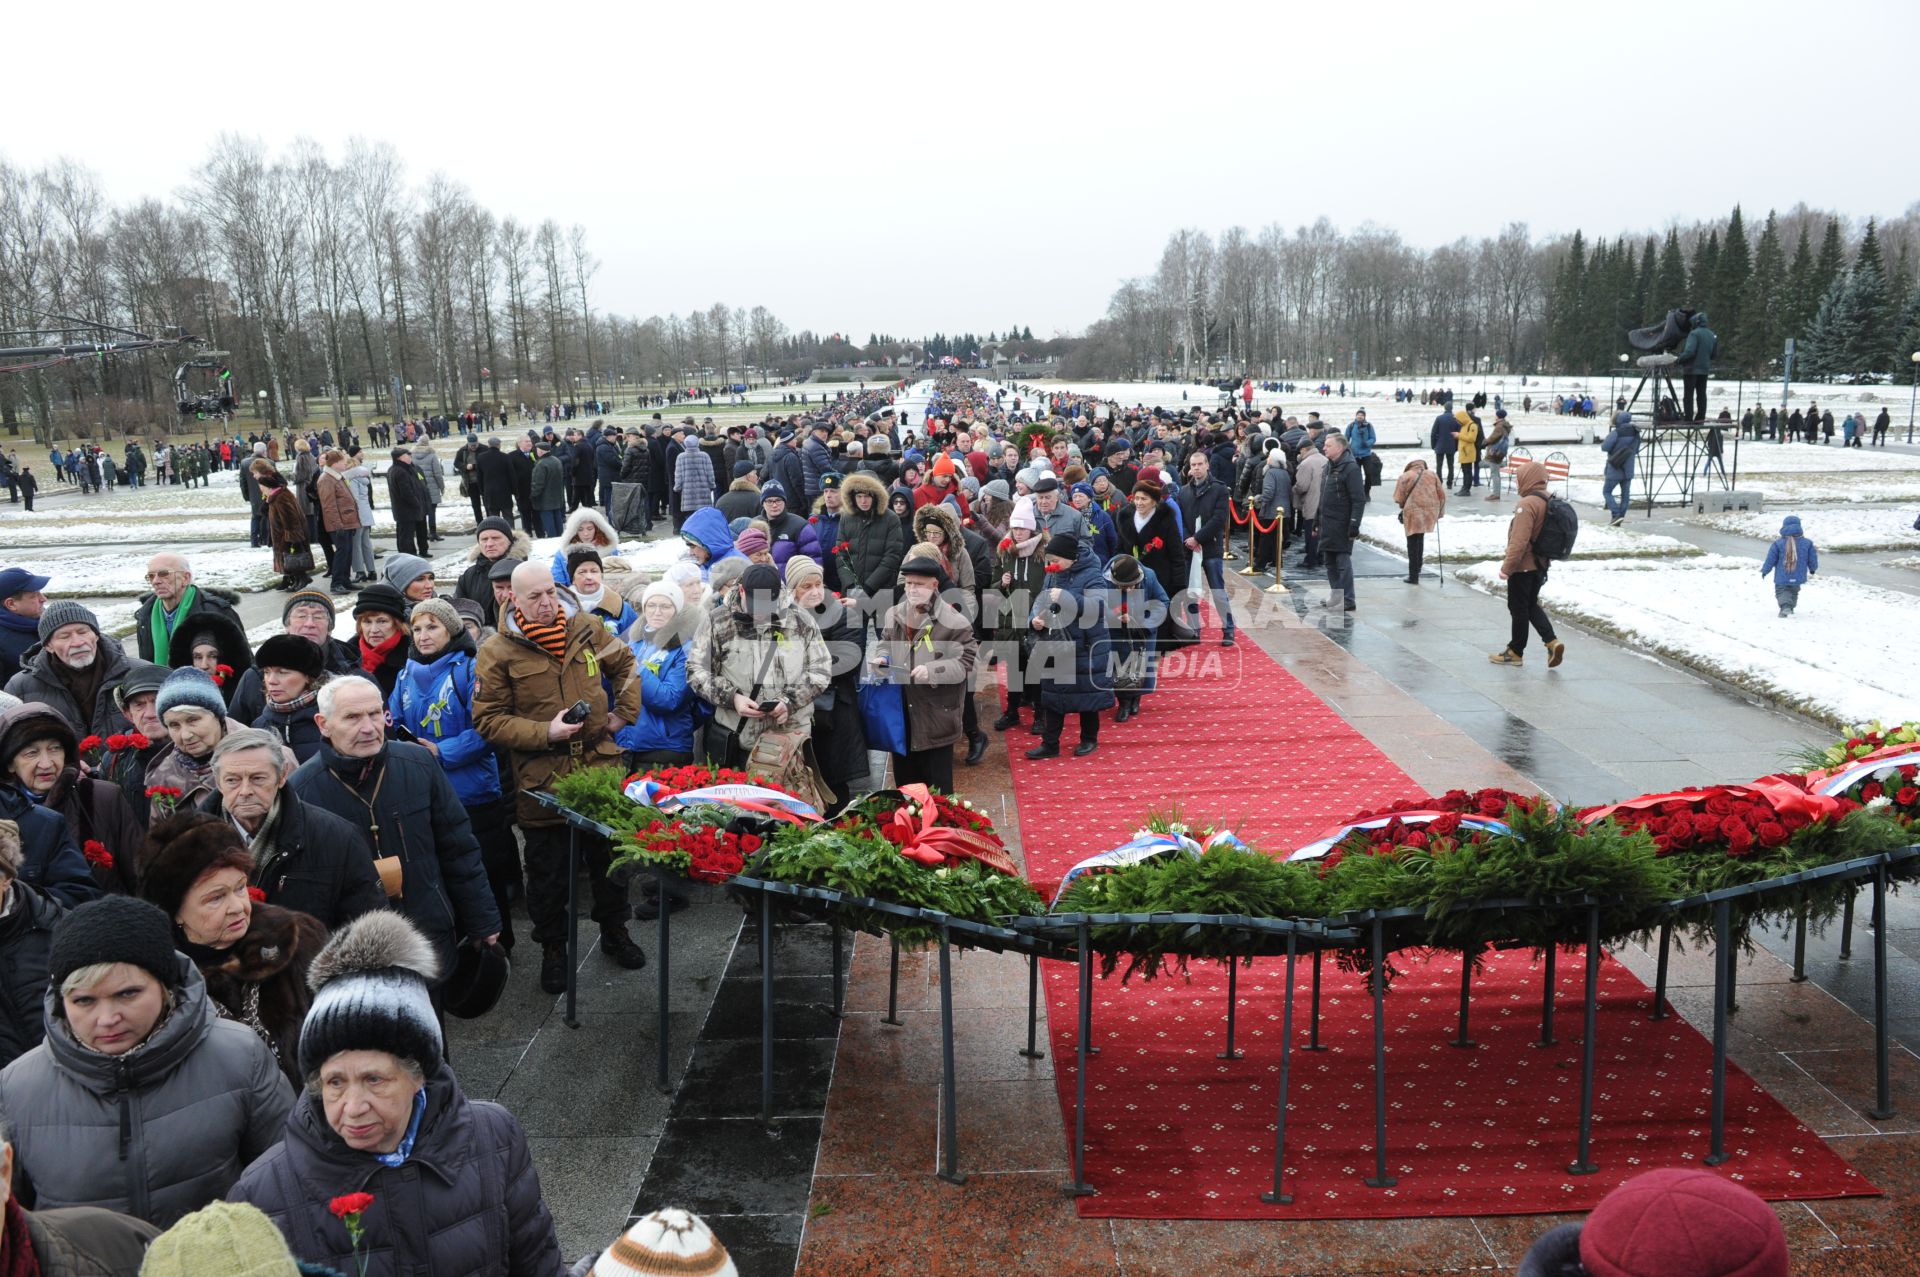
[1287,811,1513,862]
[623,778,822,825]
[1051,828,1250,905]
[1803,746,1920,797]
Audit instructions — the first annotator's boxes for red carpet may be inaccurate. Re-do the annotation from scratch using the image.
[1003,611,1879,1219]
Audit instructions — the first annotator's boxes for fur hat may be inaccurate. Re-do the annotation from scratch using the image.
[591,1209,736,1277]
[408,597,464,644]
[37,600,99,645]
[299,911,444,1078]
[253,634,326,681]
[48,896,180,993]
[138,813,254,934]
[0,819,21,881]
[155,666,227,721]
[566,547,604,578]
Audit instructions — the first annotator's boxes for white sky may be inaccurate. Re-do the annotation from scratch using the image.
[10,0,1917,337]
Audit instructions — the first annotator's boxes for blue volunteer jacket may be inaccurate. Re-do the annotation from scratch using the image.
[387,635,502,806]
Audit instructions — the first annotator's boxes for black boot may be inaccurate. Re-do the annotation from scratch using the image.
[965,731,989,765]
[1114,701,1132,724]
[539,943,568,994]
[1025,741,1060,760]
[599,925,648,970]
[1073,739,1099,758]
[992,710,1020,731]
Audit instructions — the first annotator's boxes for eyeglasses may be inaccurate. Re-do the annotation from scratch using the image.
[144,571,179,582]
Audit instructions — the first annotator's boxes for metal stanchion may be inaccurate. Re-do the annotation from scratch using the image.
[759,892,775,1126]
[563,826,581,1029]
[937,925,966,1184]
[1066,919,1095,1196]
[1261,932,1299,1205]
[1870,864,1896,1121]
[1536,943,1558,1047]
[655,866,671,1092]
[1790,907,1809,983]
[1365,917,1396,1188]
[1020,954,1045,1060]
[1840,890,1855,960]
[1305,948,1326,1051]
[1451,946,1477,1049]
[1219,960,1243,1060]
[830,924,846,1019]
[1650,919,1672,1020]
[1569,906,1602,1175]
[882,937,904,1026]
[1706,900,1731,1165]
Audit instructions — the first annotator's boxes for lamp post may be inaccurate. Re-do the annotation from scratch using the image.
[1616,352,1629,408]
[1479,355,1490,399]
[1908,351,1919,445]
[255,388,267,423]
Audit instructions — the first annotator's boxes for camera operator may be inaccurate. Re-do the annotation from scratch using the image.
[1676,310,1718,423]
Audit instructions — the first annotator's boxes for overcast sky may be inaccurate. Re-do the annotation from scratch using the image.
[10,0,1916,338]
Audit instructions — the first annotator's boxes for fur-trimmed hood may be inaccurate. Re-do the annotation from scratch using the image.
[464,528,532,564]
[839,470,892,516]
[912,501,964,553]
[556,507,619,553]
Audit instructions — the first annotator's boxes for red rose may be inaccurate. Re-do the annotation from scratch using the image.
[1476,792,1508,817]
[1703,792,1734,816]
[1726,825,1755,855]
[1756,821,1788,848]
[329,1192,375,1219]
[1861,782,1884,802]
[1897,787,1919,806]
[1691,813,1722,838]
[1431,813,1462,836]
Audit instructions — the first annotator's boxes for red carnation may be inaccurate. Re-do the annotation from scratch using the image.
[998,537,1014,552]
[82,840,112,869]
[77,735,103,753]
[128,732,151,750]
[1044,563,1066,574]
[247,886,266,902]
[1144,537,1164,552]
[329,1192,375,1220]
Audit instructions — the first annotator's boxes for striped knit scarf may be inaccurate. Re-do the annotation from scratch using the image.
[514,608,569,660]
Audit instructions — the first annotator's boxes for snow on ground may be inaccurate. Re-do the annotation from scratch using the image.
[1888,557,1920,572]
[20,547,286,597]
[1359,511,1699,562]
[1680,507,1920,552]
[1454,553,1920,728]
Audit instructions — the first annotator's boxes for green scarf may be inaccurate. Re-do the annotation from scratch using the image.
[149,583,198,663]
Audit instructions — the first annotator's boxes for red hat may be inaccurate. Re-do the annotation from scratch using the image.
[1578,1169,1788,1277]
[930,453,958,478]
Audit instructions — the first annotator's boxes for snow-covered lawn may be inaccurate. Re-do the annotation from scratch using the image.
[1359,511,1698,562]
[1454,553,1920,728]
[1888,557,1920,573]
[20,548,286,597]
[1680,508,1920,553]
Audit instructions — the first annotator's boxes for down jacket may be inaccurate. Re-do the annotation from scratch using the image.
[0,880,63,1070]
[1029,560,1116,715]
[835,472,906,601]
[0,784,98,909]
[454,528,533,613]
[228,1062,562,1277]
[0,956,294,1228]
[3,635,135,741]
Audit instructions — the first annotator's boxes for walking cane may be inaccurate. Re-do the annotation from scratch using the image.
[1435,519,1445,591]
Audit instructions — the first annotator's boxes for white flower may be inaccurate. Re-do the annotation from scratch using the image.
[1867,796,1893,810]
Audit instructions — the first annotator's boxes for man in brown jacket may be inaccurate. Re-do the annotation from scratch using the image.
[314,450,361,595]
[472,562,646,993]
[1490,460,1565,668]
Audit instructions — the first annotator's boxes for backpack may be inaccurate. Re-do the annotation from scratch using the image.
[1606,432,1636,470]
[1486,431,1510,463]
[1530,494,1580,562]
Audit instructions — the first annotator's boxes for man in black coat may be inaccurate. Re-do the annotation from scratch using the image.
[617,429,655,531]
[207,727,388,932]
[768,431,807,505]
[384,447,432,555]
[593,426,623,510]
[1174,452,1235,645]
[453,435,486,523]
[131,553,244,666]
[289,675,501,978]
[474,437,516,520]
[1317,433,1368,613]
[509,436,538,535]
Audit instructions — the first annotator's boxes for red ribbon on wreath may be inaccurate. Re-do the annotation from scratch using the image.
[883,784,1017,876]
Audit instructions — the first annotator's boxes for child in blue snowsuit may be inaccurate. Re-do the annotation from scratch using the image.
[1759,515,1817,617]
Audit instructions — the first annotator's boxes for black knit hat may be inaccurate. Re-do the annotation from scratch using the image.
[353,582,407,621]
[49,896,181,993]
[254,634,326,681]
[1045,533,1081,561]
[739,564,782,611]
[565,547,603,578]
[138,812,254,923]
[475,517,514,540]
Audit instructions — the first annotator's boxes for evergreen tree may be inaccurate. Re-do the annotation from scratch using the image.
[1848,219,1895,371]
[1739,211,1785,375]
[1800,273,1853,378]
[1809,220,1846,317]
[1714,206,1750,361]
[1021,326,1034,341]
[1784,223,1815,336]
[1653,229,1687,313]
[1548,231,1587,368]
[1895,287,1920,389]
[1633,236,1656,321]
[1690,229,1721,317]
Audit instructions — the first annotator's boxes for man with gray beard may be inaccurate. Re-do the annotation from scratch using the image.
[2,602,135,737]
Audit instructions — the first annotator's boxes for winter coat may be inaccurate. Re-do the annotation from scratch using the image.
[808,504,844,592]
[454,529,531,613]
[264,487,308,570]
[1293,449,1328,519]
[763,509,822,572]
[315,469,360,534]
[1029,560,1115,715]
[253,691,324,764]
[4,638,134,742]
[1257,455,1293,523]
[618,442,654,489]
[1454,411,1480,463]
[672,447,716,510]
[203,789,387,933]
[1429,411,1458,453]
[0,956,293,1227]
[188,901,328,1089]
[1175,476,1229,553]
[530,454,566,512]
[684,595,830,750]
[1677,313,1718,376]
[386,460,430,523]
[1393,460,1447,536]
[1079,502,1119,564]
[715,481,763,525]
[0,880,62,1069]
[613,630,696,757]
[292,451,320,513]
[134,587,244,666]
[877,597,977,752]
[804,600,866,796]
[1600,419,1641,473]
[21,1203,157,1277]
[0,784,99,910]
[228,1062,562,1277]
[1501,461,1553,576]
[1,610,37,687]
[1761,517,1818,588]
[289,740,502,973]
[1100,564,1167,695]
[547,510,622,586]
[835,472,906,599]
[1344,419,1376,457]
[594,439,622,483]
[472,593,639,829]
[390,635,502,807]
[674,507,738,583]
[42,769,144,897]
[911,505,976,600]
[1317,451,1368,555]
[345,465,377,525]
[414,449,445,504]
[801,435,838,500]
[768,446,806,508]
[1114,501,1187,599]
[474,446,515,507]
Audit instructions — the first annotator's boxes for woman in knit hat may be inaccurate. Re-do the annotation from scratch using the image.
[783,558,866,808]
[141,1201,319,1277]
[142,667,243,822]
[251,634,329,763]
[380,553,437,606]
[387,598,516,953]
[0,702,144,895]
[987,496,1047,733]
[229,913,563,1277]
[613,582,695,769]
[0,896,294,1227]
[137,812,327,1087]
[350,585,409,701]
[565,549,637,636]
[731,524,773,566]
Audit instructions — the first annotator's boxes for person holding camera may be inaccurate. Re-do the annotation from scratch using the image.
[473,563,645,995]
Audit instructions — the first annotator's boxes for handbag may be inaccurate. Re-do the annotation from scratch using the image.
[857,680,909,756]
[282,544,315,575]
